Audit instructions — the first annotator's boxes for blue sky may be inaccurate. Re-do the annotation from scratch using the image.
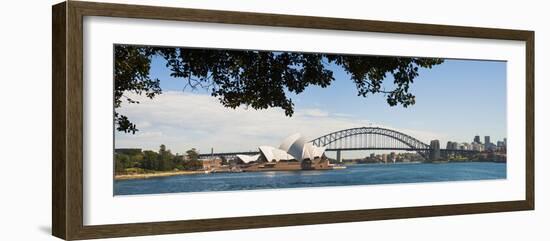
[116,53,506,155]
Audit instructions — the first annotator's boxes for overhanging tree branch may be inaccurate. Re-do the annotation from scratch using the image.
[114,45,443,133]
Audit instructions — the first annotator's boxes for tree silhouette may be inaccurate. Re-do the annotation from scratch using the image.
[115,45,443,133]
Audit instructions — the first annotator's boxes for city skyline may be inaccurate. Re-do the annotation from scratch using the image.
[115,54,507,156]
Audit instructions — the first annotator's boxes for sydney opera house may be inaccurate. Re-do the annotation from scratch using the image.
[235,133,340,171]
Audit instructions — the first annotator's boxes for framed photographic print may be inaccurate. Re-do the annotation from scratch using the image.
[52,1,534,240]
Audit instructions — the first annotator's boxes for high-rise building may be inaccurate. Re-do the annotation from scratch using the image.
[474,135,481,144]
[484,136,493,151]
[484,136,491,145]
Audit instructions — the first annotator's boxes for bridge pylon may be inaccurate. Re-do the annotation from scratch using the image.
[336,150,342,162]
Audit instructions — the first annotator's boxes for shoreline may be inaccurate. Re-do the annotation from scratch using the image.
[115,170,206,180]
[115,161,505,181]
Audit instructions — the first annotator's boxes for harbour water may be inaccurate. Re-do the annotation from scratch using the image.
[114,162,506,195]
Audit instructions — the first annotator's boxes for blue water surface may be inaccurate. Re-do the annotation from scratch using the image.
[114,162,506,195]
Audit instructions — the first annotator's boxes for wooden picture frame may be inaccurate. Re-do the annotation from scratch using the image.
[52,1,534,240]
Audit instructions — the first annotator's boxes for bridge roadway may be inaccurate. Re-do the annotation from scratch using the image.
[197,148,478,159]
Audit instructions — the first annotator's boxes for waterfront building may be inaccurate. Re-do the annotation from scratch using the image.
[228,133,338,172]
[202,158,222,170]
[258,146,295,162]
[237,133,328,163]
[278,133,327,161]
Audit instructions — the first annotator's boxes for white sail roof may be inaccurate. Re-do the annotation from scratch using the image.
[302,142,315,160]
[312,145,327,158]
[259,146,295,162]
[259,146,276,162]
[273,148,294,161]
[257,133,327,162]
[279,133,301,152]
[287,136,307,161]
[236,154,260,163]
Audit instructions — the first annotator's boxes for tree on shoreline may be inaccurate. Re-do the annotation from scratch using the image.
[185,148,202,170]
[115,45,444,133]
[115,146,204,173]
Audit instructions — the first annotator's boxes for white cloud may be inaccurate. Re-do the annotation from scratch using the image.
[115,91,444,154]
[297,108,329,118]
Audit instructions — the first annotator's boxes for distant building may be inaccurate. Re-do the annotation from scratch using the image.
[461,142,472,150]
[202,159,222,170]
[497,140,506,151]
[474,135,481,144]
[484,136,491,144]
[429,140,441,161]
[446,141,458,150]
[472,142,484,152]
[486,143,497,151]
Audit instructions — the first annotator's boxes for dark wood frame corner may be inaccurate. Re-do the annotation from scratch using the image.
[52,1,535,240]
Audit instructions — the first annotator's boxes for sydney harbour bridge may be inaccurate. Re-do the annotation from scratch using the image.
[198,127,479,162]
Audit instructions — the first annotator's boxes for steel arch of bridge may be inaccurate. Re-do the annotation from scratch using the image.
[310,127,431,159]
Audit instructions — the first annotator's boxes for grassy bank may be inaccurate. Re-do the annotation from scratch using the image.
[115,169,206,180]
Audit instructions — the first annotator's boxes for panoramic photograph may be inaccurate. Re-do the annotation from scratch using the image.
[113,44,507,196]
